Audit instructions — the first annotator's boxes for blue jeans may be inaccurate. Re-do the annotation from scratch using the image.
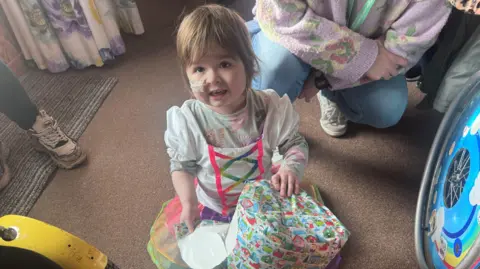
[247,20,408,128]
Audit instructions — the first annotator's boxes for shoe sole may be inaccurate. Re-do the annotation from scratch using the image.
[31,139,88,170]
[39,147,87,170]
[55,151,87,170]
[320,121,347,137]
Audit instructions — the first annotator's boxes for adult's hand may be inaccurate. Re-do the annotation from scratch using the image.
[366,40,408,81]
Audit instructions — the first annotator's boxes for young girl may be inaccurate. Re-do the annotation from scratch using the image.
[148,4,309,268]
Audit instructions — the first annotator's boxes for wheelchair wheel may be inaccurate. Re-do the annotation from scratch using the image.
[416,71,480,269]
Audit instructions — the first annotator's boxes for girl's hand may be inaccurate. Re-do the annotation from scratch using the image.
[270,169,300,197]
[172,171,199,233]
[180,203,200,233]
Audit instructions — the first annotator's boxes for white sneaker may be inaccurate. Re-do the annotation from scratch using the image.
[28,110,87,169]
[317,92,347,137]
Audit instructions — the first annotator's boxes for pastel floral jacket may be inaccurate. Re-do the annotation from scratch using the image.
[254,0,452,90]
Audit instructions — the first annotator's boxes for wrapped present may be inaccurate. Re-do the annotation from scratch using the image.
[147,180,349,269]
[226,180,350,269]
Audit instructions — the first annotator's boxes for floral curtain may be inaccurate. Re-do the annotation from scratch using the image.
[0,7,26,76]
[0,0,144,73]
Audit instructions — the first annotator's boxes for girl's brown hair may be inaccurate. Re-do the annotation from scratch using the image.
[176,4,258,88]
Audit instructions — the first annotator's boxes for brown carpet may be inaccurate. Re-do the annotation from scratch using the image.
[27,0,442,268]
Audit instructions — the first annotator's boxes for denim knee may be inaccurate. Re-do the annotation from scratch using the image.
[371,90,408,128]
[250,31,310,101]
[339,76,408,128]
[366,81,408,128]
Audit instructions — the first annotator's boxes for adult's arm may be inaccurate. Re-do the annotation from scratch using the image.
[254,0,451,89]
[383,0,451,72]
[255,0,378,88]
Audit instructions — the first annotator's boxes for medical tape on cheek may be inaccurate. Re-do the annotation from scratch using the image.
[189,80,205,92]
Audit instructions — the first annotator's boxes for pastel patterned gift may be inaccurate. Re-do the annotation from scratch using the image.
[147,181,346,269]
[228,180,350,269]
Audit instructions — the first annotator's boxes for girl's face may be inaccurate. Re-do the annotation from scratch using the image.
[186,46,247,114]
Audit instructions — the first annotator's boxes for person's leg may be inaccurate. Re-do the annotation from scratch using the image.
[0,61,87,169]
[0,62,39,130]
[322,75,408,129]
[247,20,310,101]
[245,21,407,133]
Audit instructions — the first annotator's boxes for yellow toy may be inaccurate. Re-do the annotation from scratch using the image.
[0,215,118,269]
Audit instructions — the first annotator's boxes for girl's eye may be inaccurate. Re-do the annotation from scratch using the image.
[193,67,205,73]
[220,62,231,68]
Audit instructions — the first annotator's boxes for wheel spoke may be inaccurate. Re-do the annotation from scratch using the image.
[446,184,451,201]
[460,155,470,170]
[453,183,458,205]
[444,148,470,208]
[446,184,451,203]
[459,150,466,166]
[449,183,455,207]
